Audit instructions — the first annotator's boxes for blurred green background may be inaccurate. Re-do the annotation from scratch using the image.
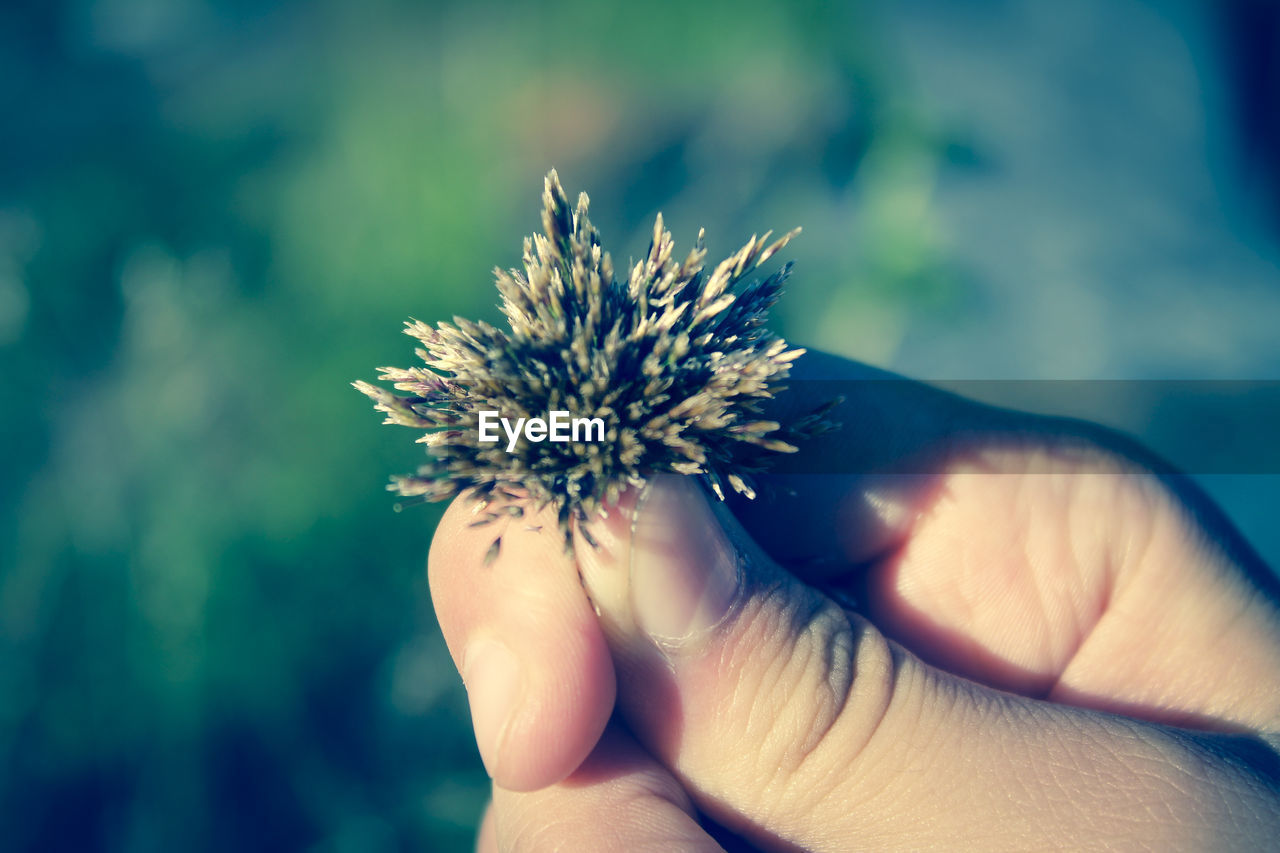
[2,0,1277,850]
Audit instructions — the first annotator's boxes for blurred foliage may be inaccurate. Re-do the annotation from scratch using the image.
[8,0,1280,848]
[0,0,969,850]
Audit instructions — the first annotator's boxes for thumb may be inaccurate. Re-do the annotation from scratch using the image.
[577,475,1280,851]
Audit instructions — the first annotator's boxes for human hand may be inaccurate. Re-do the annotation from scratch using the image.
[430,354,1280,850]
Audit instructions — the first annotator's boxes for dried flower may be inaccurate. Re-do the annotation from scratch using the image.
[355,170,837,559]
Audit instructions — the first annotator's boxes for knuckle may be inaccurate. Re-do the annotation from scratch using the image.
[497,796,573,853]
[714,581,897,819]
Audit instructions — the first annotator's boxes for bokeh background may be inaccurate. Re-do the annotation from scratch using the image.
[3,0,1278,850]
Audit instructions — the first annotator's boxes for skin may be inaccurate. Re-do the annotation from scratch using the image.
[428,354,1280,851]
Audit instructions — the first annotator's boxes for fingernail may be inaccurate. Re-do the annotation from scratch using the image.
[629,475,742,647]
[462,637,522,776]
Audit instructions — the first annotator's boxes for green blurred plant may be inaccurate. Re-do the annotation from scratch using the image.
[0,1,962,849]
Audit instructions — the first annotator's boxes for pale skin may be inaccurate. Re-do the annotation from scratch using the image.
[428,354,1280,851]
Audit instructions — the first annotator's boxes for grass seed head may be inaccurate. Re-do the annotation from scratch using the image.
[355,170,834,553]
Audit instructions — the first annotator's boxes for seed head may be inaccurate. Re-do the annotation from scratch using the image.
[355,170,837,558]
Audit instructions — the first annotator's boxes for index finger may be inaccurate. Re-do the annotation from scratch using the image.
[731,352,1280,732]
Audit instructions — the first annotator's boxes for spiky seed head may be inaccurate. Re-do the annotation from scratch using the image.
[355,170,835,553]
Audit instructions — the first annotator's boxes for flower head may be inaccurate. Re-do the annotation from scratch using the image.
[355,170,835,559]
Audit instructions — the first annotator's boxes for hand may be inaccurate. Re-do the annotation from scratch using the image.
[430,354,1280,850]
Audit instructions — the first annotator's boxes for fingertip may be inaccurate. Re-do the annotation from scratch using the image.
[428,496,618,791]
[488,625,616,790]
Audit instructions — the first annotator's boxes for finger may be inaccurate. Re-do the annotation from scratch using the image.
[577,475,1280,851]
[731,355,1280,727]
[486,722,724,852]
[476,799,496,853]
[726,350,976,572]
[429,495,615,790]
